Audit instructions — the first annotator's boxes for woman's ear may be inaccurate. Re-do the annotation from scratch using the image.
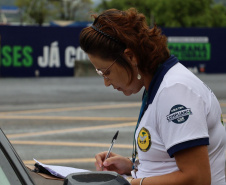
[124,48,137,66]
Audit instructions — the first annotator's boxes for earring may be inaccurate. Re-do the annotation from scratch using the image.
[136,65,141,80]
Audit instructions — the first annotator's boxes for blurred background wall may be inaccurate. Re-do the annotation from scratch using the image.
[0,0,226,77]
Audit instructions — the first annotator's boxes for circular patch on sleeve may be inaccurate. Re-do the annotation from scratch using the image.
[137,127,151,152]
[166,104,192,124]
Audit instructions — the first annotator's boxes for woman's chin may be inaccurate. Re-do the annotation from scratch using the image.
[122,90,132,96]
[117,87,141,96]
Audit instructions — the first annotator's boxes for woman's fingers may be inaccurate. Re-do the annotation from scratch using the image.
[103,157,115,167]
[95,151,108,170]
[95,161,102,171]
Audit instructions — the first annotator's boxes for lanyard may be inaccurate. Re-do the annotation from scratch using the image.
[131,55,179,169]
[132,90,148,169]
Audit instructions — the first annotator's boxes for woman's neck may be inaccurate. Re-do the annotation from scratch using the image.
[143,74,153,91]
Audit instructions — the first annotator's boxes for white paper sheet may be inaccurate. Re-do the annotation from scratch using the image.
[33,158,90,178]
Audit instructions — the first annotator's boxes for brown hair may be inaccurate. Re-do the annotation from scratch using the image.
[79,8,170,76]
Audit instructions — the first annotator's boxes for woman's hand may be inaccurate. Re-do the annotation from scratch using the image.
[95,151,133,175]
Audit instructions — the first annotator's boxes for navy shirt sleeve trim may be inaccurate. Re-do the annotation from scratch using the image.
[167,138,209,158]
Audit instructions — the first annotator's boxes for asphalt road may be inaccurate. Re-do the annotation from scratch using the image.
[0,74,225,174]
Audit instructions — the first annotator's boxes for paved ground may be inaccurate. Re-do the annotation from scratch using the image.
[0,75,225,175]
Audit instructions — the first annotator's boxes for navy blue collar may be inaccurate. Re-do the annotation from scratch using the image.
[146,55,179,105]
[133,55,179,165]
[138,55,179,122]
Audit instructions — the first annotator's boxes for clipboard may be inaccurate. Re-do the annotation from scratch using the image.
[26,165,63,181]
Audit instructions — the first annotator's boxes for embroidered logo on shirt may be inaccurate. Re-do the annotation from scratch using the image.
[166,104,192,124]
[137,127,151,152]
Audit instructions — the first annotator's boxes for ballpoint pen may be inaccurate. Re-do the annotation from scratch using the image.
[105,130,119,161]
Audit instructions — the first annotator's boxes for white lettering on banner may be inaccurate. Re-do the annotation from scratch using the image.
[168,36,209,43]
[75,47,89,61]
[65,47,76,68]
[38,41,60,68]
[49,41,60,68]
[38,42,89,68]
[38,46,49,67]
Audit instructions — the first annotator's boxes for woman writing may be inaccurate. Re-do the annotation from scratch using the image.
[79,8,226,185]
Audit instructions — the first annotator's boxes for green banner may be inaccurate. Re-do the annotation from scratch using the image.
[168,43,211,61]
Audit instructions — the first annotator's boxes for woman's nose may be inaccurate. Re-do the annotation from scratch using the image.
[104,78,111,87]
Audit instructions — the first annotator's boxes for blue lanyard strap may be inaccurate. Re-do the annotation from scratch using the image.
[131,55,179,169]
[132,90,148,169]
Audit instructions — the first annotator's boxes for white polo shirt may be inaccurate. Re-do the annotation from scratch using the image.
[134,56,226,185]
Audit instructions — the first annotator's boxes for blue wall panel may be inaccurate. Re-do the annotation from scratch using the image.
[0,26,84,77]
[0,26,225,77]
[162,28,226,73]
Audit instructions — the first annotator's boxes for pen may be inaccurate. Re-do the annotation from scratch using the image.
[105,130,119,160]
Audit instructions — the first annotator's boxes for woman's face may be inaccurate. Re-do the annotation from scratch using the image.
[88,53,144,96]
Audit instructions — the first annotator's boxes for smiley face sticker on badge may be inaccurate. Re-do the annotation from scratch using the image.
[137,127,151,152]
